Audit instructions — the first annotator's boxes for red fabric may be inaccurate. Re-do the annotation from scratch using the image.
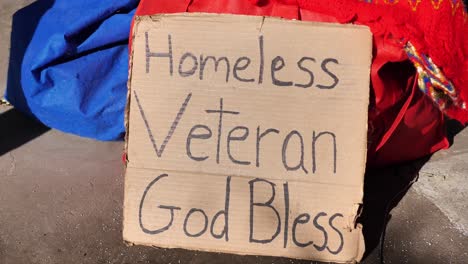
[132,0,467,167]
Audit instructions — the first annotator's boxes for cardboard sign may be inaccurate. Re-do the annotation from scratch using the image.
[124,13,371,263]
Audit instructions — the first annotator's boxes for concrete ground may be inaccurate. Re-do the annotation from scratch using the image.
[1,1,467,263]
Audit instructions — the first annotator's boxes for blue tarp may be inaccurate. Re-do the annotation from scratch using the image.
[5,0,139,140]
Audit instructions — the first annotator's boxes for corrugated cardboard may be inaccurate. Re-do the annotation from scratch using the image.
[124,13,371,263]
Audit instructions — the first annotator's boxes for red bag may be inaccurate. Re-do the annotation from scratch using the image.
[132,0,467,167]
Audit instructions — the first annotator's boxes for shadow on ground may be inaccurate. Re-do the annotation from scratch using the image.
[0,108,49,156]
[358,118,465,263]
[1,0,54,155]
[359,157,429,263]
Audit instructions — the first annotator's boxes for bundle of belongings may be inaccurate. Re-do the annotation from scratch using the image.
[5,0,467,168]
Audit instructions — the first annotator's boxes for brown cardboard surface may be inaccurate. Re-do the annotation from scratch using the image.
[124,13,371,263]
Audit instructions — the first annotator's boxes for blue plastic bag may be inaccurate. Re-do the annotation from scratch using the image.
[6,0,139,140]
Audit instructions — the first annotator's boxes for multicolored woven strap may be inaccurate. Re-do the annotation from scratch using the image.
[404,42,465,111]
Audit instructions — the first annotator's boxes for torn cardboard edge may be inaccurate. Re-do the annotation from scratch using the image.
[124,13,371,263]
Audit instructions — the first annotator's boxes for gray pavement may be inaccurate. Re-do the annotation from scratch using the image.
[1,1,467,263]
[416,138,468,237]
